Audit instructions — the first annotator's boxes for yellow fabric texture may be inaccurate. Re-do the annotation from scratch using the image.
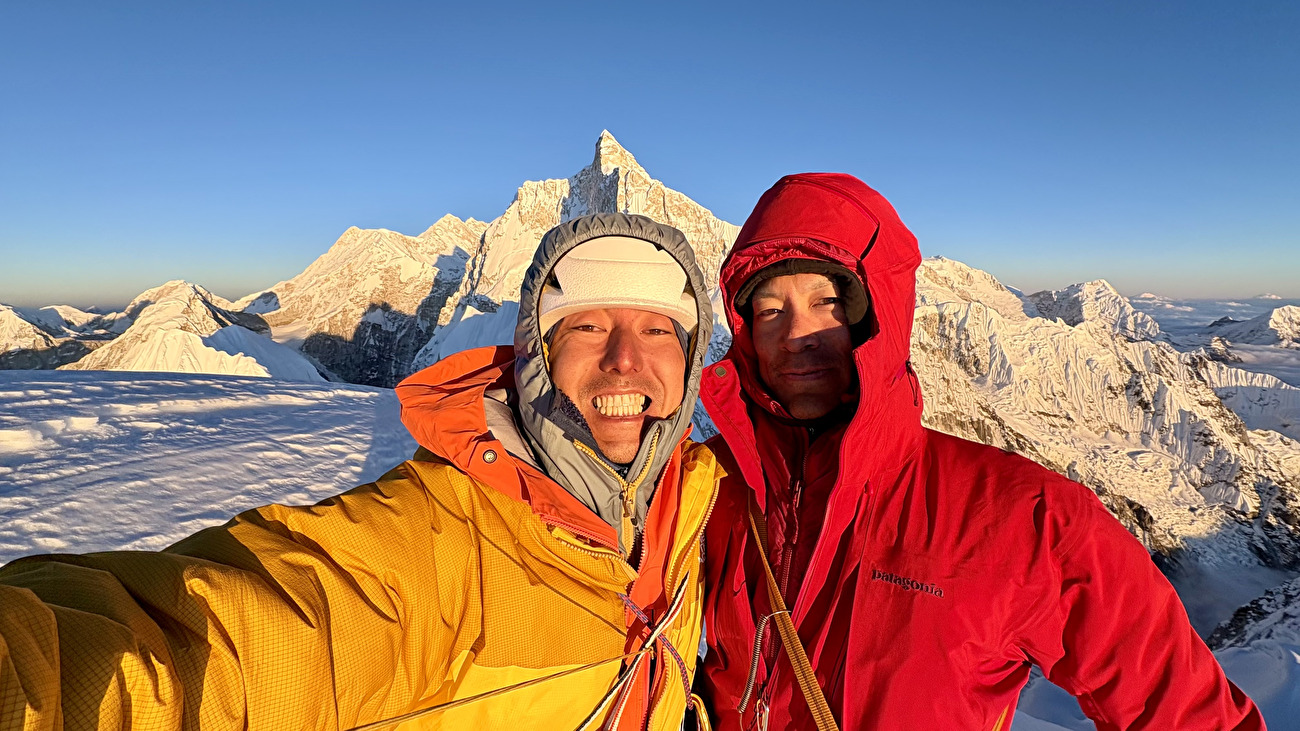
[0,446,723,731]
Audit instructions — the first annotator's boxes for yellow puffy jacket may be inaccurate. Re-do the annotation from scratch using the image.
[0,347,724,730]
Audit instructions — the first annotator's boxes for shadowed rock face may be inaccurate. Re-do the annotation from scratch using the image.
[1,304,125,370]
[234,219,482,388]
[1208,575,1300,650]
[0,339,98,369]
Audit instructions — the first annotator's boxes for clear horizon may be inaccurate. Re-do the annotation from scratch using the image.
[3,1,1297,307]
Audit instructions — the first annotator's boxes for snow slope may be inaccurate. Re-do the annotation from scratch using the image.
[61,281,324,381]
[0,371,415,561]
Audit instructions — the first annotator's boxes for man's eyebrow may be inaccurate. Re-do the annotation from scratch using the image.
[800,276,839,294]
[751,275,839,300]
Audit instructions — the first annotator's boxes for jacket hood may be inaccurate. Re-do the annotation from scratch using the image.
[514,213,714,553]
[704,174,924,502]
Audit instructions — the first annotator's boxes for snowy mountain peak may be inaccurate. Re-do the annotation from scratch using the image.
[594,130,643,177]
[62,280,319,381]
[0,306,59,354]
[916,256,1033,322]
[1027,279,1162,341]
[0,302,128,369]
[413,132,739,371]
[229,212,480,386]
[1208,305,1300,347]
[1268,306,1300,341]
[126,280,233,319]
[417,213,488,248]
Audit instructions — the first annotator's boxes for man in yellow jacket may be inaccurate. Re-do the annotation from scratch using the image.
[0,213,723,731]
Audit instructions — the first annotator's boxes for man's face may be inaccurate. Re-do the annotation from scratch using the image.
[749,272,856,421]
[548,308,687,464]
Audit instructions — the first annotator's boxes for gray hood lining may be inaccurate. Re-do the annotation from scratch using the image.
[513,213,714,553]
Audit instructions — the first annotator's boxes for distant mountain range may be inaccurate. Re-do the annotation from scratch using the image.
[4,131,1300,656]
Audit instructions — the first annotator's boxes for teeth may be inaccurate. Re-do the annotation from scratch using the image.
[593,393,649,417]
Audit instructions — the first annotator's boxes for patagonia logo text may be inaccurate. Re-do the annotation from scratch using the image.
[871,568,944,598]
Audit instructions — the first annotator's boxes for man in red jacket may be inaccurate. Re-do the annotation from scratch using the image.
[697,173,1265,730]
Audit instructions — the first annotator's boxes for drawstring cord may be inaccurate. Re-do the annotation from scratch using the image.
[617,572,696,712]
[737,610,788,716]
[619,594,694,706]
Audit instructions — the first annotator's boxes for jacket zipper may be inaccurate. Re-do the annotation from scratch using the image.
[644,455,720,731]
[561,434,702,731]
[778,440,810,601]
[664,471,721,594]
[574,431,661,558]
[761,430,811,719]
[543,511,622,554]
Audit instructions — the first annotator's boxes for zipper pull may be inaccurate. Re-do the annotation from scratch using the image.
[621,505,635,557]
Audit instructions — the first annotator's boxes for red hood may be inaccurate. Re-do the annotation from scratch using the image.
[702,173,924,507]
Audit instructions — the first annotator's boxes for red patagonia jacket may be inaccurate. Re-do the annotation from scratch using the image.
[697,173,1264,730]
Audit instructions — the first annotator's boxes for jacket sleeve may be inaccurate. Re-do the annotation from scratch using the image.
[0,463,477,731]
[1017,478,1266,731]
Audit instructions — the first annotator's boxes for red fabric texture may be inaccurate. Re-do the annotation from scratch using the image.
[698,173,1265,730]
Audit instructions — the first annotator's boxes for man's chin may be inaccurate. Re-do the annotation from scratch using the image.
[587,419,648,465]
[780,395,844,421]
[591,436,641,465]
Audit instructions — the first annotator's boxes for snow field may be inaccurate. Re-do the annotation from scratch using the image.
[0,371,415,562]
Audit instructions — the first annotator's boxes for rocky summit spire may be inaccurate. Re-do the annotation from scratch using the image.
[593,130,643,176]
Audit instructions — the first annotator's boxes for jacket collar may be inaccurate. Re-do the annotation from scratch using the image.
[397,345,622,548]
[398,345,722,622]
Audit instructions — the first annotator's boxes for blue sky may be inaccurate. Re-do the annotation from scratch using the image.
[2,1,1297,308]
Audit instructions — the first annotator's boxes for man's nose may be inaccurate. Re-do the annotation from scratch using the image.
[782,309,822,351]
[601,326,643,373]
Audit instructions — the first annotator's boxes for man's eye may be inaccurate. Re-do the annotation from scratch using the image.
[816,297,842,307]
[644,328,673,336]
[572,324,602,332]
[755,308,782,318]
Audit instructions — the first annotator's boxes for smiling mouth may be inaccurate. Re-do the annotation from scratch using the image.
[782,368,830,379]
[593,393,650,418]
